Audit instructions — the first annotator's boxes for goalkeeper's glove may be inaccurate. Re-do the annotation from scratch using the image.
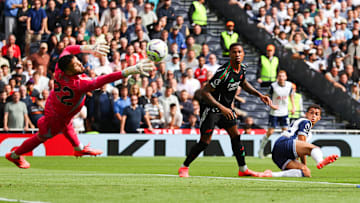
[80,44,110,57]
[122,59,154,77]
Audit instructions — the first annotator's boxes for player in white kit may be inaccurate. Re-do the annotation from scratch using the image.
[254,104,339,177]
[258,70,295,158]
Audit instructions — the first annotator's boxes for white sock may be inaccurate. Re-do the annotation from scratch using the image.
[271,169,303,177]
[74,143,84,151]
[10,151,20,159]
[239,165,248,172]
[260,135,269,150]
[310,147,323,164]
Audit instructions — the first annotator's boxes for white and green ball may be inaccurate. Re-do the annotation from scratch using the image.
[146,39,168,62]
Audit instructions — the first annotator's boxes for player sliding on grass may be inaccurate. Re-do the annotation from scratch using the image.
[6,44,153,169]
[178,43,272,177]
[255,104,339,177]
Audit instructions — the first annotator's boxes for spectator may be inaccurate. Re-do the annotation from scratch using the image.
[2,64,11,84]
[12,64,26,85]
[100,1,124,33]
[2,35,21,61]
[180,113,199,129]
[220,21,239,56]
[88,84,116,133]
[306,49,323,73]
[289,33,305,58]
[343,64,358,84]
[345,35,360,77]
[339,72,352,92]
[98,0,108,18]
[4,48,19,71]
[25,0,47,56]
[181,49,198,71]
[135,0,145,14]
[192,24,207,45]
[0,91,8,128]
[4,0,22,38]
[114,86,130,124]
[45,0,59,33]
[121,44,139,65]
[204,53,220,74]
[30,42,50,74]
[139,85,153,107]
[185,35,201,57]
[194,55,207,84]
[199,43,210,63]
[166,54,180,72]
[84,5,99,34]
[188,0,207,29]
[179,90,193,124]
[185,68,201,98]
[69,0,81,27]
[139,2,158,28]
[3,91,30,131]
[148,22,163,39]
[25,78,40,99]
[144,94,164,128]
[168,25,185,52]
[174,61,186,82]
[242,116,262,134]
[157,0,175,31]
[325,66,346,92]
[175,15,190,38]
[29,93,44,128]
[159,85,180,117]
[121,94,152,133]
[83,0,99,20]
[165,103,182,129]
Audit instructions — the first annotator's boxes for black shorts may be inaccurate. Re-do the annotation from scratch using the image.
[199,106,236,135]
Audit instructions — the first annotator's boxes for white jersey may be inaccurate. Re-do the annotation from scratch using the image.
[269,81,293,117]
[281,118,312,142]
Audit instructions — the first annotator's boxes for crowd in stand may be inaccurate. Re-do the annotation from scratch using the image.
[0,0,235,133]
[229,0,360,101]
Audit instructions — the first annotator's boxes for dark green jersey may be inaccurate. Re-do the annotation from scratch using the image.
[207,62,247,109]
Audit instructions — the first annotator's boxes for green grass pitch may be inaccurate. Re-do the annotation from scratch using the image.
[0,156,359,202]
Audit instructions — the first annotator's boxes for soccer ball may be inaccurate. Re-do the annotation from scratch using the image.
[146,39,168,62]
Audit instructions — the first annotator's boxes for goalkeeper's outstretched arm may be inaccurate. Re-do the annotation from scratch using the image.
[78,59,153,93]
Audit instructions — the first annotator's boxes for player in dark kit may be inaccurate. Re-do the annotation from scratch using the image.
[178,43,272,177]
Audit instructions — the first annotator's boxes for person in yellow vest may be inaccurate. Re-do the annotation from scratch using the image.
[288,83,304,123]
[220,21,239,56]
[188,0,207,30]
[256,44,279,87]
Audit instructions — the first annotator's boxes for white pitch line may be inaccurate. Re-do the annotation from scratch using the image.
[1,172,358,187]
[19,173,357,187]
[0,197,49,203]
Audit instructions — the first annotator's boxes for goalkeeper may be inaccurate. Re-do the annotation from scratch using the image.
[5,44,153,169]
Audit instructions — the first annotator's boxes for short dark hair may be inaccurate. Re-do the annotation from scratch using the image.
[58,55,75,72]
[229,43,242,51]
[170,103,176,108]
[307,104,321,113]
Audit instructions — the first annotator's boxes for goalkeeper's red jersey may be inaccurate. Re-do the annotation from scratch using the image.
[44,45,124,122]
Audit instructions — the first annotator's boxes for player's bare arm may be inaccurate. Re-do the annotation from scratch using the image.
[241,79,272,106]
[201,83,235,120]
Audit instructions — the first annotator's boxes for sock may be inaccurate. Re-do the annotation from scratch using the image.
[14,134,43,156]
[231,136,246,167]
[239,165,248,172]
[271,169,304,177]
[74,144,84,151]
[259,135,269,150]
[183,141,208,167]
[310,147,323,164]
[62,126,81,147]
